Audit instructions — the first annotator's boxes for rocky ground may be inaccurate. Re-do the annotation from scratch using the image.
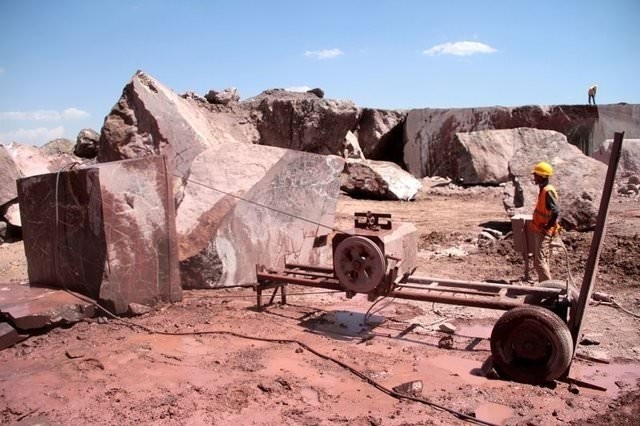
[1,185,639,425]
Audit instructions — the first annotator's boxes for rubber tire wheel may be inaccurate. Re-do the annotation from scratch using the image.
[490,305,573,384]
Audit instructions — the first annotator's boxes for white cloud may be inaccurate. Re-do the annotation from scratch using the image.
[0,110,59,120]
[285,86,312,92]
[0,108,90,121]
[0,126,65,145]
[304,48,344,60]
[0,67,5,75]
[62,107,90,119]
[422,41,497,56]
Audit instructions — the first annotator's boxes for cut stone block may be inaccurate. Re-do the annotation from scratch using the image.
[0,281,95,331]
[17,156,181,314]
[178,146,345,288]
[341,159,422,200]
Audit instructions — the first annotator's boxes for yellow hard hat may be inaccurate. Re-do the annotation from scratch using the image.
[532,161,553,177]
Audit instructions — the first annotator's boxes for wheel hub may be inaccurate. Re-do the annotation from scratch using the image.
[333,236,386,294]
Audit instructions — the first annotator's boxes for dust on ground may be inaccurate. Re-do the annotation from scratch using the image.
[1,186,639,425]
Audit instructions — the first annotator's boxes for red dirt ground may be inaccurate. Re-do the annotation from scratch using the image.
[1,186,639,425]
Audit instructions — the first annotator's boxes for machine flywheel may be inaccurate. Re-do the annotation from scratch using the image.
[333,236,386,293]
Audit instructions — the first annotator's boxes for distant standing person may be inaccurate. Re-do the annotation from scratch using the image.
[588,85,598,105]
[529,162,560,282]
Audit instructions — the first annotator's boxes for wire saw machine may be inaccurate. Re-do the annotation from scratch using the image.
[255,132,625,385]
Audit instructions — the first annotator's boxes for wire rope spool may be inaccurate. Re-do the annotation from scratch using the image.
[333,236,386,294]
[490,305,573,384]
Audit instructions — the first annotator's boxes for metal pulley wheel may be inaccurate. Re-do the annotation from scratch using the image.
[333,236,386,293]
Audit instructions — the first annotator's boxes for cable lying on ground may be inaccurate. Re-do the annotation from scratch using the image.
[62,288,496,426]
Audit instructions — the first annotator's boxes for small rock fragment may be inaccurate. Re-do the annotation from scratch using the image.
[579,337,600,346]
[392,380,423,397]
[592,291,613,302]
[128,303,152,316]
[438,335,454,349]
[439,322,457,334]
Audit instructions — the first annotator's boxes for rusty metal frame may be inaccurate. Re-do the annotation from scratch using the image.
[255,264,564,312]
[255,132,624,343]
[569,131,625,347]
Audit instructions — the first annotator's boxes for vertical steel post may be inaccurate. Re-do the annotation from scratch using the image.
[569,132,624,349]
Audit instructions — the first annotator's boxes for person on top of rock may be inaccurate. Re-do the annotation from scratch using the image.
[529,161,560,282]
[588,85,598,105]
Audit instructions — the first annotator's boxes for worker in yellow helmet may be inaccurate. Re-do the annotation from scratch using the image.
[588,85,598,105]
[529,161,560,282]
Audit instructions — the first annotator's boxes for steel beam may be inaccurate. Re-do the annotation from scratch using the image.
[569,132,625,348]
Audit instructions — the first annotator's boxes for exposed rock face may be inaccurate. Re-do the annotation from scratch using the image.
[99,71,259,176]
[404,105,640,178]
[593,138,640,177]
[341,159,422,201]
[99,71,345,288]
[101,73,207,169]
[74,128,99,158]
[248,89,359,155]
[356,108,406,163]
[17,156,181,314]
[491,129,608,231]
[0,146,20,206]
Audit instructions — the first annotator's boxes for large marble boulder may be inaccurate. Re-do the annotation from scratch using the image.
[99,71,345,287]
[404,104,640,179]
[179,146,344,287]
[247,89,359,155]
[17,156,181,314]
[341,159,422,201]
[498,129,608,231]
[453,128,567,185]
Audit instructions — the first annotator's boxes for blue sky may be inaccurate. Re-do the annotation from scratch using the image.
[1,0,638,146]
